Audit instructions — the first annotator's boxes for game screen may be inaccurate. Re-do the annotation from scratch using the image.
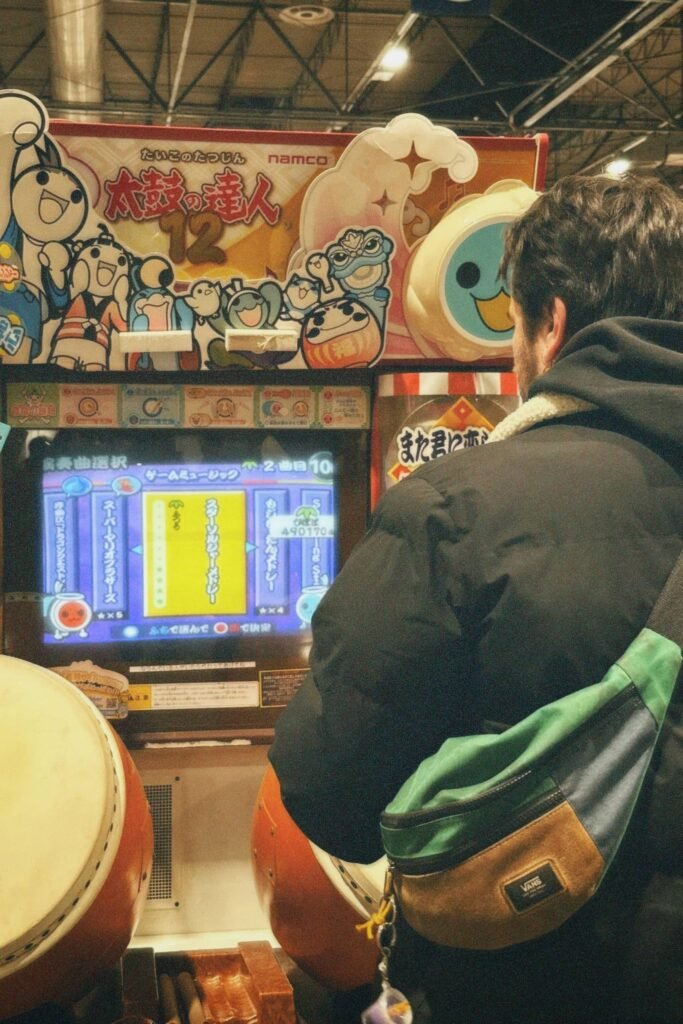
[41,444,337,647]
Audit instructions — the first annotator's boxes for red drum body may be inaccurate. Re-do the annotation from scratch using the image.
[251,764,384,992]
[0,656,153,1019]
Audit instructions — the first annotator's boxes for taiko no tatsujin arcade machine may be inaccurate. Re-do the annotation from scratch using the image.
[0,89,546,1023]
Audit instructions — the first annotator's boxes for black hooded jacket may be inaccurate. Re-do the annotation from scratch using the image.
[270,318,683,1022]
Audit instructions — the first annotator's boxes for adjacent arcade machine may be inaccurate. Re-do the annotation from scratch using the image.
[0,88,546,1021]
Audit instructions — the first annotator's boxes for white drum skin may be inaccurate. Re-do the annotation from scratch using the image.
[0,656,153,1019]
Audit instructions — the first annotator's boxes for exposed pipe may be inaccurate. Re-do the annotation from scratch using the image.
[45,0,105,117]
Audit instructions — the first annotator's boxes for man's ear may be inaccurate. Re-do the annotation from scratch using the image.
[541,296,567,370]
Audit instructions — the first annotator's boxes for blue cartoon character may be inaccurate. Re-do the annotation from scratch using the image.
[296,585,328,627]
[323,228,394,328]
[0,240,42,360]
[404,180,538,363]
[0,92,87,362]
[127,255,197,370]
[442,223,514,341]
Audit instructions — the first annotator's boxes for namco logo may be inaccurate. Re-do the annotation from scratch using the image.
[268,154,329,166]
[0,264,20,284]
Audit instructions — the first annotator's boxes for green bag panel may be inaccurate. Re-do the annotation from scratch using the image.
[621,627,682,722]
[380,550,682,948]
[381,628,681,869]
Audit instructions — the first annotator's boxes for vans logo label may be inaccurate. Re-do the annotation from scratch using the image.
[504,862,564,913]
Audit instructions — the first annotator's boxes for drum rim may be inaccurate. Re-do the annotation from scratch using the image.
[0,658,126,978]
[309,842,387,921]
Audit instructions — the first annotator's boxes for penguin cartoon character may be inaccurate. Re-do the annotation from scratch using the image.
[185,279,225,368]
[127,255,197,370]
[186,279,223,326]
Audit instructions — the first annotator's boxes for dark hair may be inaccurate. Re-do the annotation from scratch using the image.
[500,174,683,341]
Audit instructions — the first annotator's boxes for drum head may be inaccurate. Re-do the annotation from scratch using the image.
[310,844,386,921]
[0,656,124,978]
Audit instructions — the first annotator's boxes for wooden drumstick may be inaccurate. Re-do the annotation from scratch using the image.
[158,973,181,1024]
[111,1018,155,1024]
[177,971,214,1024]
[199,971,240,1023]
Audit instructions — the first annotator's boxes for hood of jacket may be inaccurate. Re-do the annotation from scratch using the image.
[527,317,683,453]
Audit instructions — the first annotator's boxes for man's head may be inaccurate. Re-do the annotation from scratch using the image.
[500,174,683,397]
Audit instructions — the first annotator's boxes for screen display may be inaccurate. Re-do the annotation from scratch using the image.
[41,446,338,647]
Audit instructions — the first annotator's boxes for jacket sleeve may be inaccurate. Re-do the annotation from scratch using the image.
[269,472,475,864]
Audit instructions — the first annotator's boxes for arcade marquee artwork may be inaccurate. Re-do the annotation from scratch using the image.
[0,89,547,373]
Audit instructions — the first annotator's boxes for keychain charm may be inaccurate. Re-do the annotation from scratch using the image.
[361,873,413,1024]
[361,984,413,1024]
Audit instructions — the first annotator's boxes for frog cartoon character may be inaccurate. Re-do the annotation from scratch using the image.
[212,277,293,370]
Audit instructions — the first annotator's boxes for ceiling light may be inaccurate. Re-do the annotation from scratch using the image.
[279,5,334,27]
[381,46,410,72]
[605,157,632,176]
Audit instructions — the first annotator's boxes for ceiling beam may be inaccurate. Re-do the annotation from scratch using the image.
[280,0,357,110]
[621,51,679,126]
[0,31,45,87]
[216,7,256,110]
[149,1,171,107]
[106,31,167,109]
[165,0,198,123]
[256,0,343,114]
[510,0,683,128]
[43,93,681,136]
[175,6,256,107]
[434,16,508,121]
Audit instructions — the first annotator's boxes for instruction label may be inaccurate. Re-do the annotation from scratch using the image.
[128,679,259,710]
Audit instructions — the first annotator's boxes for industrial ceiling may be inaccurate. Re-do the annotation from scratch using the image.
[2,0,681,187]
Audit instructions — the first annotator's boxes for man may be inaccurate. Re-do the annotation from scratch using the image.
[270,175,683,1023]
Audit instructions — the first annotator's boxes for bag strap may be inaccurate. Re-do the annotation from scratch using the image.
[646,547,683,647]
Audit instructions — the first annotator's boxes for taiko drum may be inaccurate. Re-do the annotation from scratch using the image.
[251,763,385,992]
[0,656,153,1019]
